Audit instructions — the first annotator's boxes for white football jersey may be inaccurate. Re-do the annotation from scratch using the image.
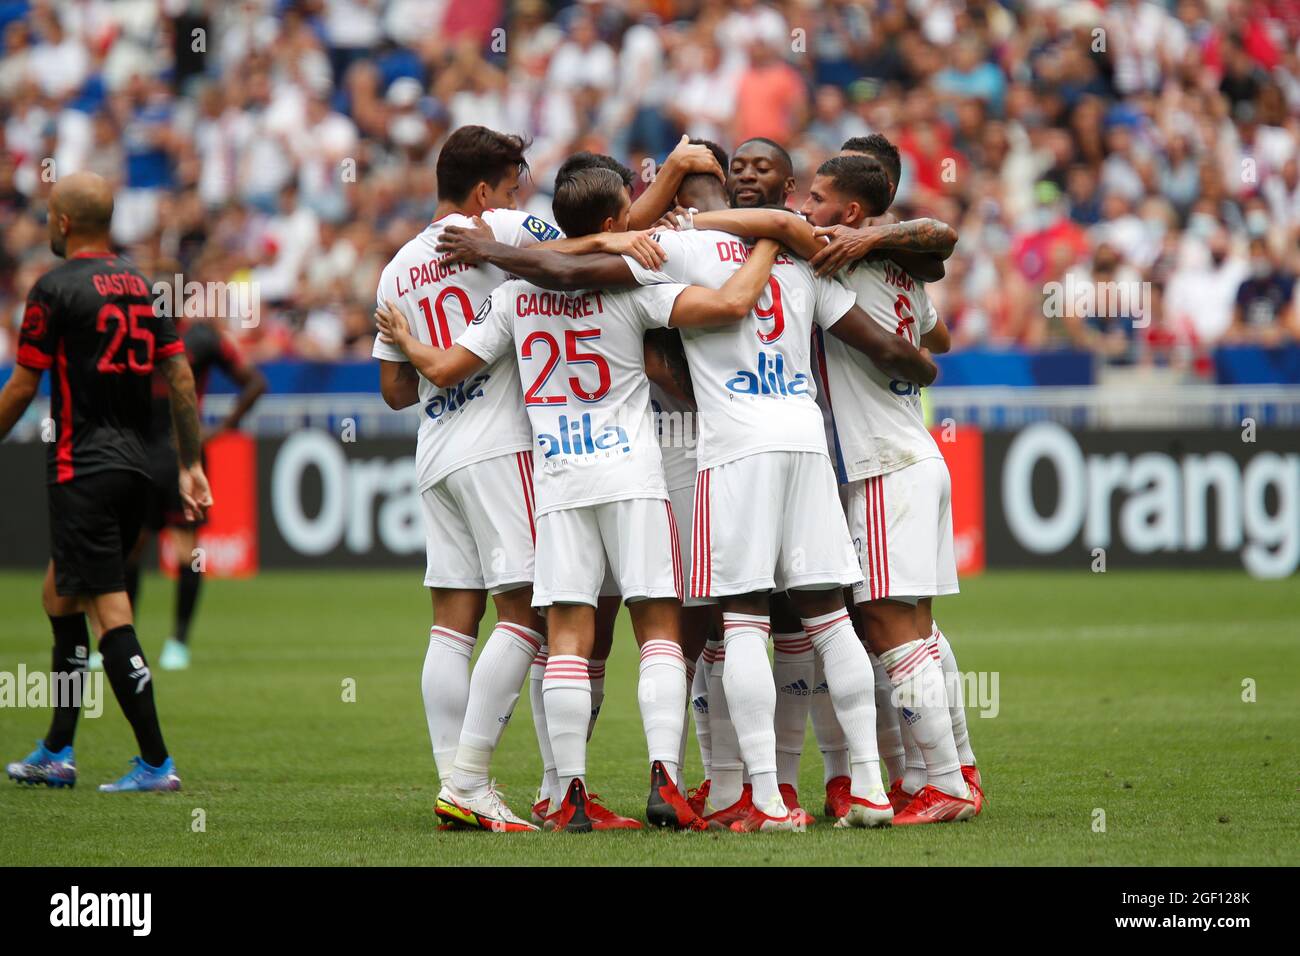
[373,208,563,490]
[459,279,687,515]
[624,228,856,471]
[818,258,941,481]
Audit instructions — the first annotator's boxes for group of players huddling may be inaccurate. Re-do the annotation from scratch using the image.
[372,125,984,833]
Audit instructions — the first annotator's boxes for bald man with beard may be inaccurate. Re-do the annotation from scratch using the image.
[2,171,211,793]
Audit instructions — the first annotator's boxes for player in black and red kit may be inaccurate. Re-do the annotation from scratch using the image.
[120,317,265,671]
[0,171,212,792]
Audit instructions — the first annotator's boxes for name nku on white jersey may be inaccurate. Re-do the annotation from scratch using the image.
[372,208,562,490]
[458,279,688,516]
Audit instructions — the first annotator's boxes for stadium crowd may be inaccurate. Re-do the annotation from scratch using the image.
[1,0,1299,373]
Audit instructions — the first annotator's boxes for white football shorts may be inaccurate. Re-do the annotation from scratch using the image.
[690,450,861,599]
[532,496,682,608]
[420,450,535,593]
[846,456,959,605]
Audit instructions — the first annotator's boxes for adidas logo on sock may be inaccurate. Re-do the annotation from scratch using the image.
[812,680,829,695]
[901,706,921,725]
[780,679,812,696]
[692,696,708,714]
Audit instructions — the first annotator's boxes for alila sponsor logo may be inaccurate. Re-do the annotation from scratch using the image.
[50,886,151,936]
[537,412,629,459]
[779,678,812,696]
[425,372,490,421]
[726,350,809,397]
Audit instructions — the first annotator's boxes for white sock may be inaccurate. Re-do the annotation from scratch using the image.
[880,639,967,799]
[678,661,694,784]
[810,652,850,784]
[529,646,559,805]
[692,651,712,778]
[870,651,907,785]
[586,658,606,742]
[543,655,590,796]
[705,638,743,809]
[802,609,884,803]
[721,612,782,814]
[900,698,928,793]
[772,631,814,790]
[933,623,976,766]
[451,622,543,798]
[639,640,686,785]
[423,625,475,784]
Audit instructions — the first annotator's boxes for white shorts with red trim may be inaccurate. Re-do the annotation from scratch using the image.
[668,481,712,607]
[421,450,536,593]
[846,456,959,605]
[532,496,682,608]
[691,451,861,599]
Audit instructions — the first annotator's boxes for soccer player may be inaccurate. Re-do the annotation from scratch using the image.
[1,171,211,792]
[372,126,666,804]
[801,154,980,824]
[437,140,938,831]
[517,145,722,827]
[125,315,266,671]
[816,134,983,815]
[378,166,781,831]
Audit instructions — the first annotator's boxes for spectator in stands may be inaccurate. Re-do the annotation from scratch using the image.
[1227,238,1299,345]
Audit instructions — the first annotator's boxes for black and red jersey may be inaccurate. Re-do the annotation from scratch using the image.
[148,320,249,445]
[17,251,184,485]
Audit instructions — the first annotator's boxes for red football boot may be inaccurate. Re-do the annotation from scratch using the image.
[779,784,815,828]
[887,779,913,814]
[686,778,712,817]
[703,784,754,829]
[647,761,716,831]
[822,775,852,820]
[585,791,643,831]
[531,795,550,827]
[891,784,977,826]
[545,778,595,833]
[961,766,984,816]
[728,799,801,833]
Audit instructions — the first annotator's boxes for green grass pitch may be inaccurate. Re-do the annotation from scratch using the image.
[1,568,1295,866]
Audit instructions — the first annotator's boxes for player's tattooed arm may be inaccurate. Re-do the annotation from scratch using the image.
[375,299,485,388]
[629,135,726,230]
[810,219,957,278]
[0,364,41,440]
[160,353,204,466]
[828,304,938,386]
[160,353,214,523]
[668,238,781,328]
[643,328,695,405]
[379,359,420,409]
[689,208,823,261]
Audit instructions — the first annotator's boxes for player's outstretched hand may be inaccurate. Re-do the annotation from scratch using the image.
[179,463,213,524]
[375,299,413,351]
[810,224,879,277]
[593,229,667,269]
[435,216,494,264]
[666,134,725,183]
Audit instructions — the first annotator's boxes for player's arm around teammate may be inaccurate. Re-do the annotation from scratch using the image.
[375,237,785,377]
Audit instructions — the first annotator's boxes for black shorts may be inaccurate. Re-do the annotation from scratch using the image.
[49,469,150,597]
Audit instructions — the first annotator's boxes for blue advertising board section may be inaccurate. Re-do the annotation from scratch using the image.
[5,345,1300,394]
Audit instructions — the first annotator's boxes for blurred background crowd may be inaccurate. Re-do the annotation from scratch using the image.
[1,0,1298,373]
